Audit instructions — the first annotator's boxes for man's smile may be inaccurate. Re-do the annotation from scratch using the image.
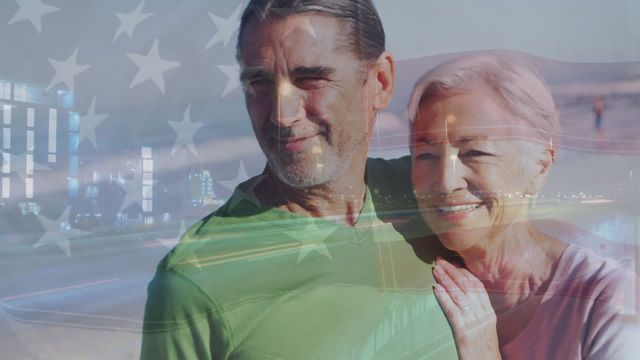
[277,134,320,152]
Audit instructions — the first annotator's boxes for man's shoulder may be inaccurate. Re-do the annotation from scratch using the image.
[160,178,305,275]
[165,216,292,267]
[366,156,416,213]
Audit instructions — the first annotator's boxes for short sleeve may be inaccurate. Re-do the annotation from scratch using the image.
[140,267,232,360]
[584,267,640,359]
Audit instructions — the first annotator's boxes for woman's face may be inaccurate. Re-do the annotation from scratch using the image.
[411,89,545,252]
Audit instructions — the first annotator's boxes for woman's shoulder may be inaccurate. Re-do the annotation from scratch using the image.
[558,247,640,358]
[562,244,632,279]
[551,243,636,309]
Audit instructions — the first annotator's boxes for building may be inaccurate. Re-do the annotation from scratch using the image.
[0,77,77,211]
[141,146,154,224]
[188,168,219,207]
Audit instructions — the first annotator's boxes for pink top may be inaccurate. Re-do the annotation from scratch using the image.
[500,244,639,359]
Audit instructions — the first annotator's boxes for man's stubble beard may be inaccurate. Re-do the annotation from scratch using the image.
[265,130,367,189]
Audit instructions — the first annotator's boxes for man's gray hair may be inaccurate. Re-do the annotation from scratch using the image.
[407,51,560,143]
[236,0,385,64]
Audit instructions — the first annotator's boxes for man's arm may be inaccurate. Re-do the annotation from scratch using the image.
[141,266,231,360]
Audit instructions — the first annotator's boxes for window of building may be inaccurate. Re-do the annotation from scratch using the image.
[48,109,57,163]
[69,112,79,132]
[13,83,28,102]
[2,177,10,198]
[0,80,11,100]
[3,104,11,125]
[68,133,79,154]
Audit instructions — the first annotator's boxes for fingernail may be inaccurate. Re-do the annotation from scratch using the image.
[433,264,441,275]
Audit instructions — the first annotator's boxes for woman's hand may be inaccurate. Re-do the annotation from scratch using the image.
[432,257,501,360]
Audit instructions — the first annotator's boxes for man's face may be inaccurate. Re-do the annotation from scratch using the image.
[240,14,376,188]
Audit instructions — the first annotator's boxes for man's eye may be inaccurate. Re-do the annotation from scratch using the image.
[247,78,273,88]
[296,77,325,89]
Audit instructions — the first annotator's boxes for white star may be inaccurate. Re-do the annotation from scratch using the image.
[8,0,59,33]
[282,15,316,38]
[217,64,240,97]
[127,38,180,94]
[156,220,188,249]
[113,0,153,42]
[270,7,316,38]
[168,105,204,157]
[33,207,88,257]
[285,220,334,263]
[206,3,243,49]
[117,160,144,214]
[79,97,108,147]
[219,161,265,210]
[47,48,90,91]
[11,151,49,182]
[218,160,250,191]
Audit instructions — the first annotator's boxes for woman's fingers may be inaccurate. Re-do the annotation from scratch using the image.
[434,281,501,360]
[432,261,471,312]
[434,258,488,313]
[436,257,479,293]
[433,283,465,330]
[452,263,493,306]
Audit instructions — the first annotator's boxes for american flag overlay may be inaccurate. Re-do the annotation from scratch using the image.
[0,0,638,358]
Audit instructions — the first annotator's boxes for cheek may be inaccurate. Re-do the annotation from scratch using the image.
[319,85,366,120]
[471,163,517,195]
[246,95,272,126]
[411,162,433,194]
[305,88,337,119]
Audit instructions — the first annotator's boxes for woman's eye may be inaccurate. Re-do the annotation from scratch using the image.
[462,150,489,157]
[416,153,437,161]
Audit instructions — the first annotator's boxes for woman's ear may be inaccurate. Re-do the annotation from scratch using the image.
[526,145,554,195]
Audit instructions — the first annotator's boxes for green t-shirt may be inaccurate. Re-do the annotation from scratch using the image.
[141,157,457,359]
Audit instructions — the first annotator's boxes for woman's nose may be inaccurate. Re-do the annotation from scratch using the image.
[433,154,466,195]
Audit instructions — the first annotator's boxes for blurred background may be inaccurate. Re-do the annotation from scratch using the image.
[0,0,638,358]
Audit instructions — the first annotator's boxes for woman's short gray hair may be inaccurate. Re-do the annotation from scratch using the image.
[407,51,560,143]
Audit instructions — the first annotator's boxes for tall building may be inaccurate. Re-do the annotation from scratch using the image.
[189,168,218,207]
[201,170,217,206]
[0,77,76,206]
[142,146,154,224]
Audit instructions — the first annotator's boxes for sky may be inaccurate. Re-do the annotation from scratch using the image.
[377,0,640,62]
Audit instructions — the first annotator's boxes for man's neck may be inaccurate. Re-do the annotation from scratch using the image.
[255,165,368,227]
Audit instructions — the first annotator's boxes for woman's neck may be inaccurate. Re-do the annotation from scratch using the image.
[457,223,566,312]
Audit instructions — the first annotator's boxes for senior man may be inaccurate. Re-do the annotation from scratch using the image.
[141,1,456,359]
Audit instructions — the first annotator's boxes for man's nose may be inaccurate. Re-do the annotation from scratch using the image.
[271,81,304,127]
[434,154,466,195]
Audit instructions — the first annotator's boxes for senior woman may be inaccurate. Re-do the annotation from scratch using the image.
[408,52,637,359]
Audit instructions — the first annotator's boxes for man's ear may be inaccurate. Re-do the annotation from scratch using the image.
[371,51,395,111]
[526,144,555,195]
